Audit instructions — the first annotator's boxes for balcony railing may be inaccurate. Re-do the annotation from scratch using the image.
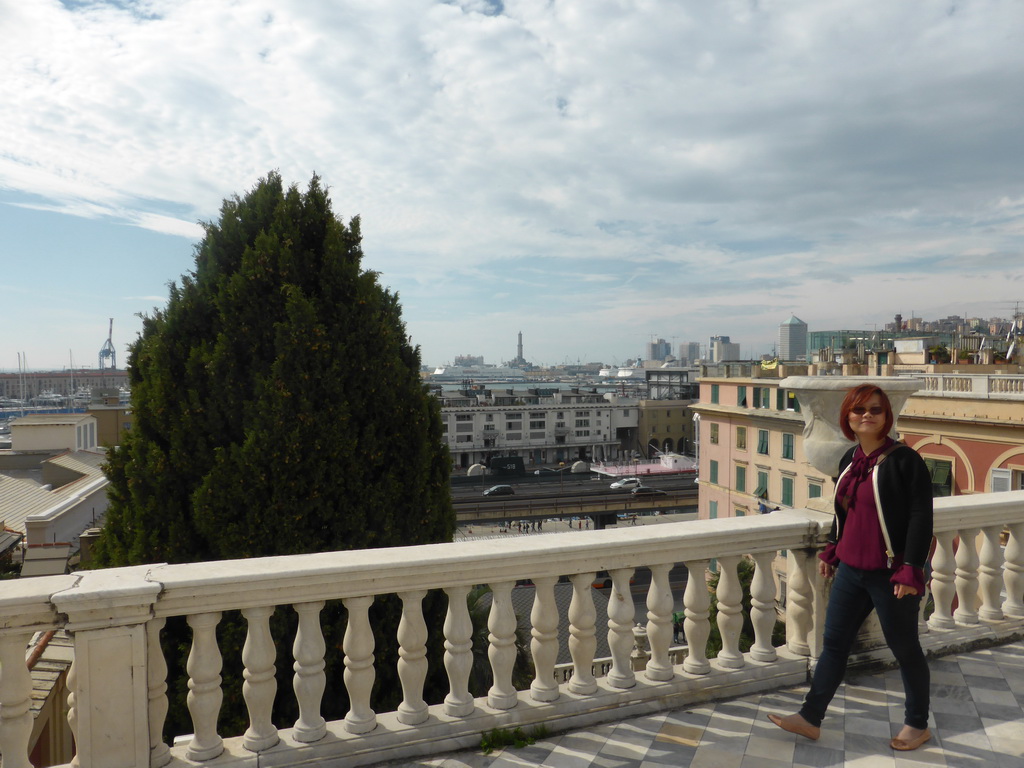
[1,492,1023,768]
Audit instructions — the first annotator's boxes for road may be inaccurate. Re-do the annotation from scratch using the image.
[453,474,698,524]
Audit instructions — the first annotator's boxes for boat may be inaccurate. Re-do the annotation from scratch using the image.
[430,364,526,381]
[32,390,67,407]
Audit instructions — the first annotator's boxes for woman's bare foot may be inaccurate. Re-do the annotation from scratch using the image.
[767,713,820,740]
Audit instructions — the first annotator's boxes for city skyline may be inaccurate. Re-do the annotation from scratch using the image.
[3,1,1024,370]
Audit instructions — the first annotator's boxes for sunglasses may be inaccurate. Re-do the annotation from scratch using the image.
[851,406,885,416]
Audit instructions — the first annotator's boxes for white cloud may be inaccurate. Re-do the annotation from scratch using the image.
[1,0,1023,367]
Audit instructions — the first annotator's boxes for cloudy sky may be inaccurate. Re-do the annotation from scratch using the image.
[2,0,1023,371]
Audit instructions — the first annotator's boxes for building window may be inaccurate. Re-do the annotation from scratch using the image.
[709,460,719,484]
[575,419,590,427]
[709,423,719,444]
[576,430,590,437]
[757,429,769,455]
[781,476,794,507]
[924,458,953,497]
[808,483,822,499]
[711,384,720,404]
[786,391,801,412]
[736,465,747,493]
[529,420,545,429]
[761,388,770,408]
[782,433,795,460]
[737,385,747,407]
[755,471,769,499]
[736,426,746,450]
[456,414,472,421]
[709,500,718,519]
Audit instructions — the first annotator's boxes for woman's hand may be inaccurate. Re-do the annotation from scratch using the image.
[819,561,835,579]
[893,583,919,599]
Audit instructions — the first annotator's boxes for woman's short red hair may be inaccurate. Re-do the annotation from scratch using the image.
[839,384,894,441]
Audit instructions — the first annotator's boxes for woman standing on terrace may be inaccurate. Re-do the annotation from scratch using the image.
[769,383,934,751]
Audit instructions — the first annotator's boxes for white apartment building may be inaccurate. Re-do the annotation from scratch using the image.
[438,387,639,468]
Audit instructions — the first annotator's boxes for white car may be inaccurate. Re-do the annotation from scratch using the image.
[610,477,642,490]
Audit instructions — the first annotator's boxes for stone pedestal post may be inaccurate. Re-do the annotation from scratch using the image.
[51,566,163,768]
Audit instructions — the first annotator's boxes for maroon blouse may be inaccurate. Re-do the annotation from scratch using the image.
[820,438,925,594]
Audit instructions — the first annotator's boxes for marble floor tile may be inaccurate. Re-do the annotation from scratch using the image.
[379,642,1024,768]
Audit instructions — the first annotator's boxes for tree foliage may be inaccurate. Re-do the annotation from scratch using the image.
[95,171,453,565]
[93,172,455,733]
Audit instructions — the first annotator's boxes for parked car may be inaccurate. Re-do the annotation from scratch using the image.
[631,486,666,496]
[483,484,515,497]
[610,477,642,489]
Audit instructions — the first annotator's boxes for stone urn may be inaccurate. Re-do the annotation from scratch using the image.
[778,376,924,477]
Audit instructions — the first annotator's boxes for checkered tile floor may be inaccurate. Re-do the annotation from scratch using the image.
[383,642,1024,768]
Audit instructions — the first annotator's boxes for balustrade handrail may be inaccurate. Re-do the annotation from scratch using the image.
[2,495,1023,768]
[933,489,1024,533]
[19,514,823,626]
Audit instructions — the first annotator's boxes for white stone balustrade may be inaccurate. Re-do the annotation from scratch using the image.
[1,493,1023,768]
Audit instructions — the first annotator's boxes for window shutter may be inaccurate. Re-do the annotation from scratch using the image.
[992,468,1012,493]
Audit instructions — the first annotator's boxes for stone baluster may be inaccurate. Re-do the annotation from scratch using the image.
[292,601,327,743]
[928,530,957,629]
[682,560,711,674]
[644,563,674,681]
[715,556,744,669]
[342,595,376,734]
[486,580,518,710]
[606,568,637,689]
[241,606,279,752]
[186,612,224,762]
[147,618,171,768]
[67,656,79,768]
[0,630,34,768]
[396,590,429,725]
[1004,523,1024,618]
[978,524,1006,622]
[529,576,560,702]
[785,549,814,656]
[749,552,778,662]
[954,528,980,625]
[568,572,598,694]
[442,585,474,717]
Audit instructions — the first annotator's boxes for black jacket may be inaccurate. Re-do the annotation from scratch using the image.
[830,443,934,570]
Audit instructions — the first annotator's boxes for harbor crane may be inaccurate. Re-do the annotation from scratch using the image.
[98,318,116,370]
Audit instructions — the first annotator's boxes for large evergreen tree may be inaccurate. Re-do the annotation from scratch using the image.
[94,172,455,733]
[96,172,453,565]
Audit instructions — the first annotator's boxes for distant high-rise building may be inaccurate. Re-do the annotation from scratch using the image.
[680,342,701,365]
[710,335,740,362]
[646,338,671,361]
[778,315,808,360]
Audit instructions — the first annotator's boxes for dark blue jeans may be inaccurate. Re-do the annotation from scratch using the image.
[799,562,929,730]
